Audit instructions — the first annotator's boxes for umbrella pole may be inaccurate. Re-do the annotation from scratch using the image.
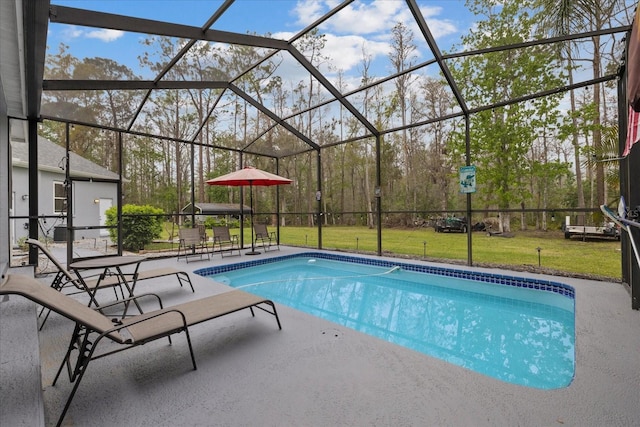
[247,182,260,255]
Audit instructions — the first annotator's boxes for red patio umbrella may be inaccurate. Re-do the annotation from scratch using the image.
[206,166,292,255]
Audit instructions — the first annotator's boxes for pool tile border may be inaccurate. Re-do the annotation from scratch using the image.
[194,252,575,299]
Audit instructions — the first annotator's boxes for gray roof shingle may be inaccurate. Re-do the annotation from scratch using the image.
[12,136,120,180]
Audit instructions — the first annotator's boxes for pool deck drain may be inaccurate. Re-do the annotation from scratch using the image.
[321,328,343,338]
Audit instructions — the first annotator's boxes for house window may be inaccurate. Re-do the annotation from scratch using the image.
[53,181,67,213]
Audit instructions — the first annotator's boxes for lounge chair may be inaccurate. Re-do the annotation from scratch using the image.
[27,238,195,295]
[254,224,279,251]
[212,226,241,257]
[89,267,195,294]
[27,239,195,327]
[26,239,125,325]
[0,273,282,427]
[177,227,210,263]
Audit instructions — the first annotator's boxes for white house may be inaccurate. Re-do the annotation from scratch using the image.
[11,135,119,245]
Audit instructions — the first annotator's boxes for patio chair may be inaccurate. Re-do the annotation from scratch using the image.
[212,226,241,257]
[254,223,279,251]
[0,273,281,427]
[177,227,210,263]
[197,223,209,248]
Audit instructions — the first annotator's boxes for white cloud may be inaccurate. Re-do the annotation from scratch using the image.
[293,0,327,24]
[292,0,458,39]
[322,33,390,72]
[272,30,297,41]
[273,30,389,78]
[85,29,124,42]
[319,0,405,35]
[60,25,85,40]
[285,0,460,73]
[417,5,458,39]
[58,25,124,43]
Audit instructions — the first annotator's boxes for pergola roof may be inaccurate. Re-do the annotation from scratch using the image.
[2,1,633,159]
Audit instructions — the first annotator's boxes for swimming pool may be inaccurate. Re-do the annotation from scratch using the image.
[195,252,575,389]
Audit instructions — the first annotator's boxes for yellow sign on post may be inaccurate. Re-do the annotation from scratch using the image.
[459,165,476,193]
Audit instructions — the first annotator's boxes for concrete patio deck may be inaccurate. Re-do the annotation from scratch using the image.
[1,246,639,426]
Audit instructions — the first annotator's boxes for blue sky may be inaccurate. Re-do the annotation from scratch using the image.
[47,0,475,80]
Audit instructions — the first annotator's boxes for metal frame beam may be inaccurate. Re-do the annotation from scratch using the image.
[43,80,230,91]
[229,85,320,151]
[49,5,289,50]
[407,0,468,115]
[24,0,50,265]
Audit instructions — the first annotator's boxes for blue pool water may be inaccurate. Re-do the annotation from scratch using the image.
[195,253,575,389]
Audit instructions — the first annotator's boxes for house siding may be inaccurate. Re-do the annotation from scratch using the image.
[11,165,118,244]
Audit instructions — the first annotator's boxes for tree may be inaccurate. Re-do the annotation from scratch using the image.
[535,0,634,209]
[73,57,141,171]
[416,77,456,212]
[291,28,333,226]
[389,22,418,219]
[449,1,565,232]
[139,36,199,218]
[105,204,164,251]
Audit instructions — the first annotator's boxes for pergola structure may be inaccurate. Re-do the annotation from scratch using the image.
[2,0,639,307]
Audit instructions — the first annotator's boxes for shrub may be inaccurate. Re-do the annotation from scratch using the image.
[202,216,241,229]
[105,204,165,251]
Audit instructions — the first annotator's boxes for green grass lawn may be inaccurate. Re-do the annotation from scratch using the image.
[157,224,622,280]
[272,226,621,280]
